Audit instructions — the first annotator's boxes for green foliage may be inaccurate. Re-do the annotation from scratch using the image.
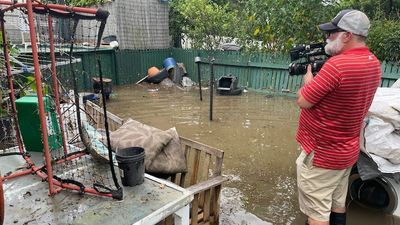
[170,0,186,48]
[25,76,49,96]
[170,0,243,50]
[338,0,400,20]
[240,0,338,52]
[171,0,399,61]
[0,31,19,57]
[367,20,400,63]
[339,0,400,62]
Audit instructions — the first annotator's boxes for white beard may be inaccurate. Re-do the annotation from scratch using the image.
[325,32,345,56]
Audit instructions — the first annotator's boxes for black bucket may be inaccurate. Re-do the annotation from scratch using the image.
[115,147,145,187]
[92,77,112,99]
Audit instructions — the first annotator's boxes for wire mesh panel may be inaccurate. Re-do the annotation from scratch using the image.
[0,0,122,199]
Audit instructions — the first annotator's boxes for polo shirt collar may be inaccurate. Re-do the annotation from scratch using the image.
[341,47,370,55]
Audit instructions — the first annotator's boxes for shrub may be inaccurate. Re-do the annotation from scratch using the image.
[367,20,400,63]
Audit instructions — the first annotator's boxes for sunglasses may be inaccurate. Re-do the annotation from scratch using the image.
[325,29,347,39]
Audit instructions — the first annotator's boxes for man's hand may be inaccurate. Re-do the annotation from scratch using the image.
[303,65,314,85]
[297,65,314,109]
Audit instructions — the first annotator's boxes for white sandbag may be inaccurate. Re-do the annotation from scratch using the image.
[392,78,400,88]
[367,88,400,128]
[364,116,400,164]
[370,153,400,174]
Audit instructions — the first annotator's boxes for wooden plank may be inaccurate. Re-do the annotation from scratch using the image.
[214,152,223,177]
[180,145,191,188]
[171,174,177,184]
[165,215,174,225]
[203,189,211,223]
[85,101,124,127]
[191,194,199,225]
[204,153,211,180]
[186,176,228,195]
[180,137,224,159]
[212,185,222,224]
[190,149,201,186]
[180,172,187,188]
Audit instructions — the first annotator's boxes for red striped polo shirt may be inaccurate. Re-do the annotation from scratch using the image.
[296,47,381,170]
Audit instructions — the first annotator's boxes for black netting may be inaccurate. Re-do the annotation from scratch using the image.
[0,2,121,199]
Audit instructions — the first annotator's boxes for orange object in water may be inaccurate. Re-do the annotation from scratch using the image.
[147,67,160,77]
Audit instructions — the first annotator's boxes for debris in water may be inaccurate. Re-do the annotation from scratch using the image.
[265,94,274,98]
[147,88,159,92]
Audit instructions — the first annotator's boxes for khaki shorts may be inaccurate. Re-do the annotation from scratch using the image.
[296,150,351,221]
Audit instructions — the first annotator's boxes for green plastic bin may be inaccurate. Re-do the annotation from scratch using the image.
[15,95,62,152]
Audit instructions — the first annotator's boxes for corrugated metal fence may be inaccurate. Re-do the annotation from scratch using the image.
[67,48,400,95]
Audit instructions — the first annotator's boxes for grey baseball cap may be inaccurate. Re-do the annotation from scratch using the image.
[319,9,370,37]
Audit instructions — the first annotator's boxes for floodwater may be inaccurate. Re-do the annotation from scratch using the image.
[106,83,400,225]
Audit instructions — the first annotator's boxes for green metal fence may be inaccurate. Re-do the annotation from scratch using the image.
[170,48,400,95]
[60,48,400,95]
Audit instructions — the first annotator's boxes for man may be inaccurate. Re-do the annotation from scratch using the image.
[296,9,381,225]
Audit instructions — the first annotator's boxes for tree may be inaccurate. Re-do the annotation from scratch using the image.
[338,0,400,62]
[170,0,243,50]
[170,0,400,62]
[338,0,400,20]
[239,0,338,52]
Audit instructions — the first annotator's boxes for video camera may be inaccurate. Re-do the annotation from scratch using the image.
[288,43,328,76]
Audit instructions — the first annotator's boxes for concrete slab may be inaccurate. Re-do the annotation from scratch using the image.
[1,152,192,225]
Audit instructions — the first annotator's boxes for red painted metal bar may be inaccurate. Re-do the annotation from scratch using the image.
[0,0,114,199]
[0,1,99,15]
[0,154,37,181]
[1,150,85,182]
[54,180,113,197]
[26,0,56,196]
[2,162,112,197]
[1,169,33,181]
[0,2,25,12]
[1,154,39,181]
[47,15,69,156]
[0,175,3,225]
[0,17,25,154]
[37,3,99,14]
[55,152,87,164]
[33,169,113,198]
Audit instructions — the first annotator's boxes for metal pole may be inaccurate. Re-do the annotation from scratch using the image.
[195,56,202,101]
[26,0,56,195]
[209,57,215,121]
[48,15,68,156]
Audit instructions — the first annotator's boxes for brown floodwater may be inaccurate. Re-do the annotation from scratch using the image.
[106,83,399,225]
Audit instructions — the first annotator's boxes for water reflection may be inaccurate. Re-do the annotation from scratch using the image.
[106,84,398,225]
